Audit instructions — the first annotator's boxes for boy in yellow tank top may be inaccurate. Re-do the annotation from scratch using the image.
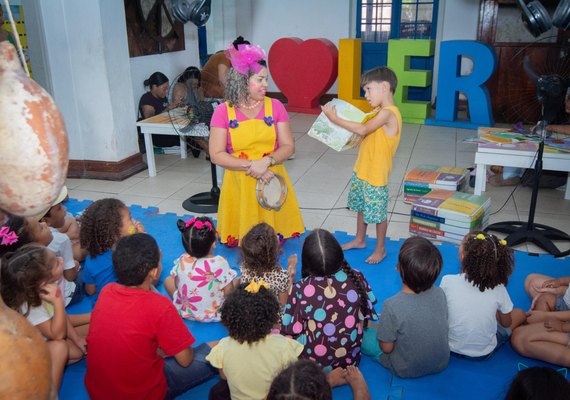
[322,67,402,264]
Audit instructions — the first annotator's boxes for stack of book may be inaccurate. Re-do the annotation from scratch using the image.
[403,165,470,203]
[409,189,491,245]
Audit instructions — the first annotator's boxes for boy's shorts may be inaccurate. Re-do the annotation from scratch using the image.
[347,173,389,224]
[555,296,570,311]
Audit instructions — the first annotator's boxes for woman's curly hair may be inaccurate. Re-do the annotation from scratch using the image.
[79,198,127,257]
[219,283,280,344]
[240,223,281,275]
[225,36,267,107]
[177,217,216,258]
[301,229,372,328]
[267,359,332,400]
[461,231,514,291]
[0,215,34,257]
[1,244,52,314]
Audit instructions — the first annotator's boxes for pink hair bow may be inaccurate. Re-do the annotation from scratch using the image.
[185,218,213,232]
[0,226,18,246]
[225,43,266,76]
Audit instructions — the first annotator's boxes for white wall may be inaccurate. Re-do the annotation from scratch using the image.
[246,0,353,93]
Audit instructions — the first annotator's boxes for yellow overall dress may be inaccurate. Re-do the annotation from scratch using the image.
[218,97,305,244]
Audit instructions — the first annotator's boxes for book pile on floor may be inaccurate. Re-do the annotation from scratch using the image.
[403,165,469,203]
[409,189,491,245]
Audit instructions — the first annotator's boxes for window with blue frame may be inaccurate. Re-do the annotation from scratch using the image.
[357,0,438,42]
[357,0,438,102]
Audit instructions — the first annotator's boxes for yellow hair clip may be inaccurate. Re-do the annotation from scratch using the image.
[499,239,507,246]
[475,233,486,240]
[244,279,269,294]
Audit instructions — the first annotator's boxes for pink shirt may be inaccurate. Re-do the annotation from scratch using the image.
[211,98,289,129]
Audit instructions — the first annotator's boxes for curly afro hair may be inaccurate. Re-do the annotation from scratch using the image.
[267,359,332,400]
[239,223,281,275]
[461,231,514,292]
[219,283,280,344]
[79,198,127,257]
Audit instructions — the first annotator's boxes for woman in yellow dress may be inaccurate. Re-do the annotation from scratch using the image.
[209,38,304,245]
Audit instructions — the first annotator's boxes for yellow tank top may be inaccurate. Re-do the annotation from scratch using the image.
[353,105,402,187]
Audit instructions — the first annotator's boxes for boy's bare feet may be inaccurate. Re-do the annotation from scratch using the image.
[341,239,366,251]
[346,366,371,400]
[326,367,347,387]
[365,249,386,264]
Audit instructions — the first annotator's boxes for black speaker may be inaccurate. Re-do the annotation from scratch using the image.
[516,0,570,37]
[171,0,211,27]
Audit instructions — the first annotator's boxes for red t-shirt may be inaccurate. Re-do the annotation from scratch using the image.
[85,283,195,399]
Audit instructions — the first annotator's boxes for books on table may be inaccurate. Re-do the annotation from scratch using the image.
[403,165,469,203]
[307,98,369,152]
[409,189,491,245]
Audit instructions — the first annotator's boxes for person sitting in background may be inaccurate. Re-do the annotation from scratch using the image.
[201,37,244,99]
[172,66,204,107]
[138,71,180,150]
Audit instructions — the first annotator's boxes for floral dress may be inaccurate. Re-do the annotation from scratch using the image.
[281,269,378,369]
[170,254,236,322]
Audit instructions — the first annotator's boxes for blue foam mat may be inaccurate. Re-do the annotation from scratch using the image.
[59,199,570,399]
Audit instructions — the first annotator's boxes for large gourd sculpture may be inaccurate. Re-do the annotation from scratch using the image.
[0,41,69,217]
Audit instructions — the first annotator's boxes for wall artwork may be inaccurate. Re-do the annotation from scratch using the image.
[124,0,184,57]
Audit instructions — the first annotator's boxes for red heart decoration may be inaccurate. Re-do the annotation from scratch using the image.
[268,38,338,113]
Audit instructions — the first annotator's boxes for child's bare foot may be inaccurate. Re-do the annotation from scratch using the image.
[326,367,347,387]
[365,249,386,264]
[346,366,371,400]
[341,239,366,251]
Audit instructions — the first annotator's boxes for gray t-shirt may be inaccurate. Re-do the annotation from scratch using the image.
[377,286,449,378]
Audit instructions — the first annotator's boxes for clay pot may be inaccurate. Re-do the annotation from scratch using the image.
[0,297,52,399]
[0,41,69,217]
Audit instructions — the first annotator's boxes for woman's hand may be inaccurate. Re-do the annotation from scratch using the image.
[40,283,64,305]
[246,158,274,183]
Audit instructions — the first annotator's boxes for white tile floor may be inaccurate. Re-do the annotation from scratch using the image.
[67,112,570,255]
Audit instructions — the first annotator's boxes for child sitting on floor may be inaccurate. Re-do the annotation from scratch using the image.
[281,229,378,372]
[79,198,145,299]
[524,273,570,324]
[267,360,371,400]
[37,186,82,306]
[206,282,303,400]
[164,216,236,321]
[1,244,90,393]
[440,231,524,360]
[239,223,296,307]
[85,233,217,399]
[377,236,449,378]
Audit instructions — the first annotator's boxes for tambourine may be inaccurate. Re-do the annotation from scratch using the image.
[256,174,288,211]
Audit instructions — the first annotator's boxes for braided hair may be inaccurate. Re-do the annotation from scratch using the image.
[301,229,372,327]
[177,217,216,259]
[240,223,280,275]
[0,244,52,314]
[461,231,514,292]
[267,359,332,400]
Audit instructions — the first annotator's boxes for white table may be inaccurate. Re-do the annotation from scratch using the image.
[474,143,570,200]
[136,110,208,177]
